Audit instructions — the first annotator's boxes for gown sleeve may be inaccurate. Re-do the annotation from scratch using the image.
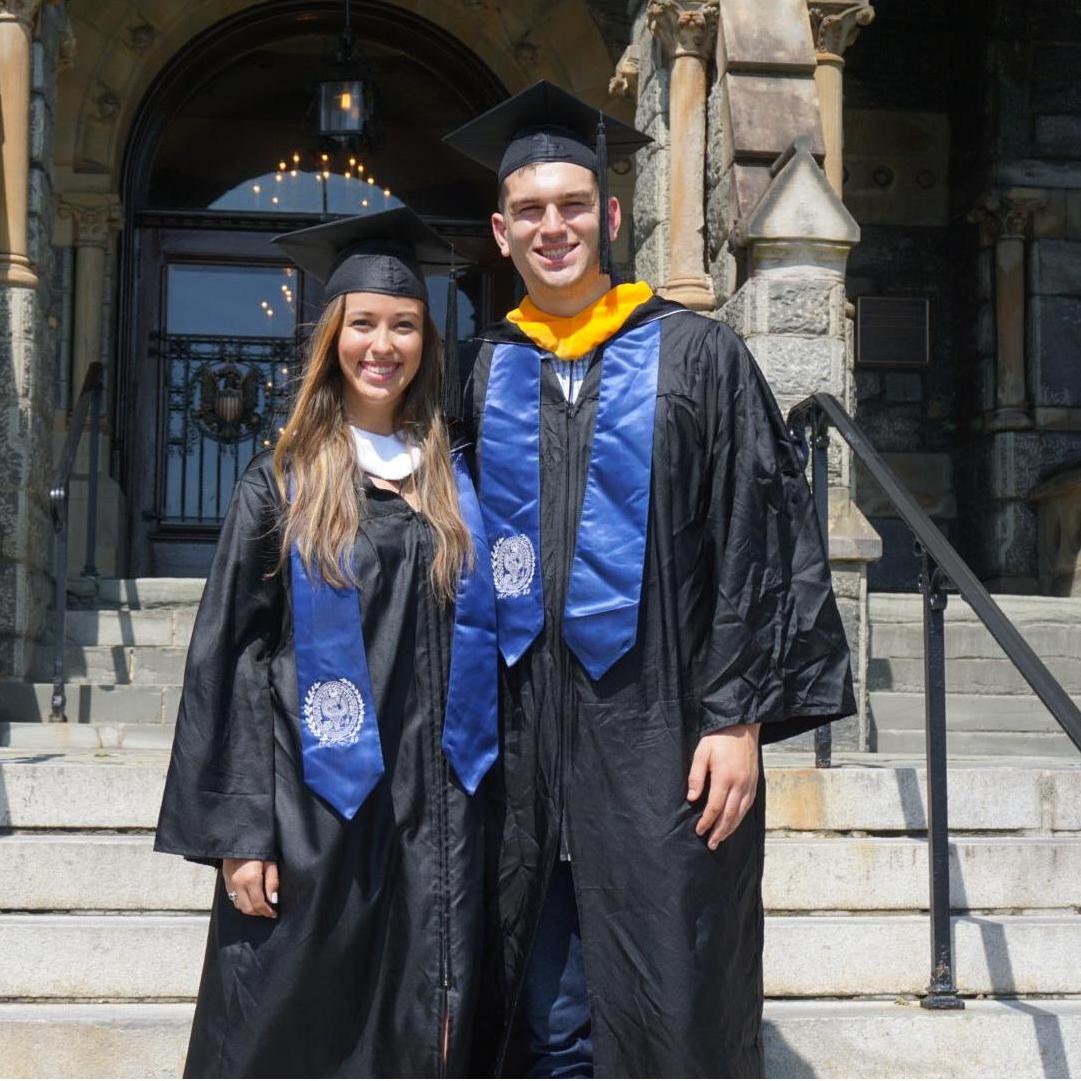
[154,461,284,863]
[697,325,856,744]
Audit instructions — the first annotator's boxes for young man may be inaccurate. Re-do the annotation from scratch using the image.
[446,82,855,1078]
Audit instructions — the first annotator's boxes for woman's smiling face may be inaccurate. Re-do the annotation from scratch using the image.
[337,291,426,432]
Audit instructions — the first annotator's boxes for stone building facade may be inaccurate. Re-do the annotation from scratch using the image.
[2,0,1080,751]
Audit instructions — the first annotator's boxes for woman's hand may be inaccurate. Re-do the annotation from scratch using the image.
[687,723,761,849]
[222,858,279,918]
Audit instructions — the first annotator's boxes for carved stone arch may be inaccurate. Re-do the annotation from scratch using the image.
[55,0,624,188]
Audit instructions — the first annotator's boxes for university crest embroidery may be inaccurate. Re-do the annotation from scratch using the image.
[303,678,365,748]
[491,533,537,599]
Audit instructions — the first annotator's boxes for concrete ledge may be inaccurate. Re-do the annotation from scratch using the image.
[2,751,1079,831]
[868,656,1081,695]
[0,753,169,828]
[765,914,1081,996]
[0,998,1076,1076]
[0,684,175,726]
[0,720,177,751]
[0,999,1077,1079]
[0,1003,192,1079]
[870,593,1081,624]
[5,912,1081,999]
[874,727,1079,757]
[0,836,215,911]
[869,692,1072,732]
[764,998,1081,1078]
[4,834,1078,914]
[763,836,1081,912]
[78,578,206,610]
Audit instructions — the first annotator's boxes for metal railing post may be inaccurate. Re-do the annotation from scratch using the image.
[49,494,69,723]
[918,545,963,1010]
[812,408,833,769]
[82,378,101,578]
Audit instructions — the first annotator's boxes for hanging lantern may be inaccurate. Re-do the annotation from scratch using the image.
[316,1,370,144]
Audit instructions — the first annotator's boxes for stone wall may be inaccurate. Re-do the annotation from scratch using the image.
[0,3,65,678]
[630,3,670,289]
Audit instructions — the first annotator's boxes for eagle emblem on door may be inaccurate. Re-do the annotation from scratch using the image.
[192,363,263,442]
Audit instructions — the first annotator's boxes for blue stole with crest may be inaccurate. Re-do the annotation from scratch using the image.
[479,317,662,680]
[290,451,498,819]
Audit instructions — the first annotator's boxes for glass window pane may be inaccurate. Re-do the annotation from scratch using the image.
[166,265,298,337]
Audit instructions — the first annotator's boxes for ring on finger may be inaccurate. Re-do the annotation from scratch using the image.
[226,889,239,905]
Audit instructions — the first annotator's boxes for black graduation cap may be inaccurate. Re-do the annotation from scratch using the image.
[271,207,466,421]
[443,80,651,274]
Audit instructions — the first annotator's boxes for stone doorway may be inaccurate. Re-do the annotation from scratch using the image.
[116,1,512,575]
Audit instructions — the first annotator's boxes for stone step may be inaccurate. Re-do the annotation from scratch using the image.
[2,833,1078,914]
[0,836,216,911]
[873,726,1080,757]
[30,645,188,687]
[51,609,195,649]
[67,577,206,611]
[763,998,1081,1079]
[0,721,175,751]
[2,750,1079,831]
[870,592,1081,625]
[0,684,179,726]
[5,912,1081,999]
[0,999,1078,1079]
[869,691,1074,732]
[868,655,1081,695]
[870,619,1081,661]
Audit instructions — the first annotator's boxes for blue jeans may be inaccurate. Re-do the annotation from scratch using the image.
[521,862,593,1078]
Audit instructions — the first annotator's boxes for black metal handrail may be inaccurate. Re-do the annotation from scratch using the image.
[788,391,1081,1011]
[48,362,104,723]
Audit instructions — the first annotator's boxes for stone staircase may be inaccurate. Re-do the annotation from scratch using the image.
[0,580,1079,1077]
[869,593,1081,756]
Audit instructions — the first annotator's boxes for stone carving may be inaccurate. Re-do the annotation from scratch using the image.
[95,88,121,121]
[967,189,1047,246]
[126,23,156,52]
[56,197,122,247]
[808,2,875,57]
[609,43,639,99]
[647,0,719,62]
[513,34,540,68]
[58,11,77,69]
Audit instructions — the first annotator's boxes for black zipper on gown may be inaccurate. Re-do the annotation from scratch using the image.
[424,528,454,1076]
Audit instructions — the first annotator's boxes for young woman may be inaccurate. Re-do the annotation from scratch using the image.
[155,207,498,1078]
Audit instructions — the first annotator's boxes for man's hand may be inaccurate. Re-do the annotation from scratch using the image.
[222,858,279,919]
[687,724,762,849]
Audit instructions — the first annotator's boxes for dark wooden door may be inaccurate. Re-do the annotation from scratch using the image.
[126,224,507,577]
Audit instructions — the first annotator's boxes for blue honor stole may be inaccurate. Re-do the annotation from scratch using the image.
[479,318,662,679]
[290,452,499,819]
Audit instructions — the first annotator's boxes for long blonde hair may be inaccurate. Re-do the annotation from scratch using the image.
[273,294,471,603]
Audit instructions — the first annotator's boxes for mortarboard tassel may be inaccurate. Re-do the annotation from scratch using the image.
[596,110,610,276]
[443,263,460,424]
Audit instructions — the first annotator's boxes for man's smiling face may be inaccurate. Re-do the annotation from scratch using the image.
[491,160,621,313]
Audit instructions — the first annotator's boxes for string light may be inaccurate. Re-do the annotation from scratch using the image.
[278,160,287,171]
[252,183,261,194]
[260,300,269,309]
[271,196,279,205]
[361,198,368,207]
[383,188,390,197]
[292,152,300,164]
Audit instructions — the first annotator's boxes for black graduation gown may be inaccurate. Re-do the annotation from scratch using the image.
[463,297,855,1078]
[155,452,485,1079]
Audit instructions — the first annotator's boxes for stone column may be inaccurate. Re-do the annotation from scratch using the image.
[648,0,718,311]
[807,2,875,197]
[970,190,1045,432]
[57,197,122,395]
[0,0,43,289]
